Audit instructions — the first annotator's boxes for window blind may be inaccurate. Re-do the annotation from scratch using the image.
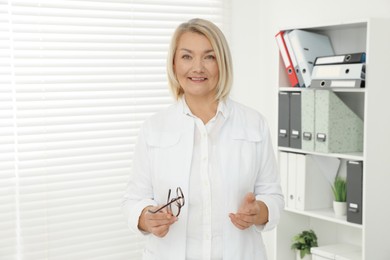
[0,2,17,259]
[0,1,229,259]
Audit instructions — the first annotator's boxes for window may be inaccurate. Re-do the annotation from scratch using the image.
[0,1,229,259]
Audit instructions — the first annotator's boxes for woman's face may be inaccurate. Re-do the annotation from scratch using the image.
[174,32,219,100]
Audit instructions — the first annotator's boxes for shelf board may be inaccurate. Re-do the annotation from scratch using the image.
[285,207,363,229]
[278,147,364,161]
[278,87,365,93]
[279,19,368,32]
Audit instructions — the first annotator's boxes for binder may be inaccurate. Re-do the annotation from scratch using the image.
[314,52,366,65]
[278,151,289,206]
[287,152,297,209]
[346,161,363,224]
[301,89,315,151]
[295,154,333,211]
[311,79,365,88]
[314,90,364,153]
[283,31,305,87]
[311,63,365,80]
[286,153,333,211]
[278,92,290,147]
[290,92,302,149]
[288,29,334,87]
[275,31,299,87]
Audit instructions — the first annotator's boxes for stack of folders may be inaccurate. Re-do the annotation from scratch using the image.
[275,29,334,88]
[279,152,340,211]
[279,89,364,153]
[278,91,302,149]
[311,52,366,88]
[301,89,363,153]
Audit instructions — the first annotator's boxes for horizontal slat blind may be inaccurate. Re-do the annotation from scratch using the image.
[0,2,17,259]
[2,0,229,259]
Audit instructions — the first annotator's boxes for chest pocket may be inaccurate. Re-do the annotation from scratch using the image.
[146,132,182,192]
[231,128,262,164]
[146,132,180,148]
[229,128,263,186]
[232,128,262,143]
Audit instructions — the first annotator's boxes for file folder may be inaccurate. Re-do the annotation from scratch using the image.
[288,30,334,87]
[347,161,363,224]
[311,79,365,88]
[275,31,299,87]
[295,154,333,211]
[314,90,363,153]
[290,92,302,149]
[278,151,289,206]
[278,92,290,147]
[311,63,365,80]
[301,89,315,151]
[283,31,305,87]
[284,153,334,211]
[314,52,366,65]
[287,152,297,209]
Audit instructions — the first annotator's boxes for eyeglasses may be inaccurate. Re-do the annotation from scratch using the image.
[148,187,185,217]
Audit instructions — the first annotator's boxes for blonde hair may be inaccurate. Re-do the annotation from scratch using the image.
[167,18,233,101]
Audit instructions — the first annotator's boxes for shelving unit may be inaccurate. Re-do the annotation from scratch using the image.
[275,19,390,260]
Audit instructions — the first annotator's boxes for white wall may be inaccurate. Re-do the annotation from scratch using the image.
[229,0,390,259]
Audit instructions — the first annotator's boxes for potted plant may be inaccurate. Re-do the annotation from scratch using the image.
[332,176,347,216]
[291,229,318,260]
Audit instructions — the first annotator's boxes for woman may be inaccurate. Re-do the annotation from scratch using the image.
[122,18,284,260]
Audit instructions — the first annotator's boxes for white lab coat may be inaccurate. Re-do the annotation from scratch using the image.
[122,98,284,260]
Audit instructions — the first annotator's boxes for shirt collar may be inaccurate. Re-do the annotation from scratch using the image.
[179,96,229,119]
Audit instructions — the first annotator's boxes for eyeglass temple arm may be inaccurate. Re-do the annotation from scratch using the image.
[147,197,183,214]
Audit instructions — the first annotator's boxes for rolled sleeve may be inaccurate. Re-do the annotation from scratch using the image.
[122,122,156,235]
[126,198,157,235]
[253,117,285,232]
[254,194,284,232]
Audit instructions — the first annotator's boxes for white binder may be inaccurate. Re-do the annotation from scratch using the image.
[278,151,289,207]
[288,29,334,87]
[283,30,305,87]
[311,63,365,80]
[284,152,335,211]
[311,79,365,88]
[295,154,335,211]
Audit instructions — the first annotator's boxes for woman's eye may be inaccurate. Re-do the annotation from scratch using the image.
[205,55,216,60]
[182,54,192,60]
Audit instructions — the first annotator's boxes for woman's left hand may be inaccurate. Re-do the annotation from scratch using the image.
[229,192,268,230]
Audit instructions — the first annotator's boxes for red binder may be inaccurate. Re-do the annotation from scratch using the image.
[275,31,299,87]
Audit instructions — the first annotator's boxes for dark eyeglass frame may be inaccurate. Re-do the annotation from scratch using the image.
[148,187,185,217]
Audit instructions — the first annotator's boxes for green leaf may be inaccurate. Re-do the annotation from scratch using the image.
[332,176,347,202]
[291,229,318,258]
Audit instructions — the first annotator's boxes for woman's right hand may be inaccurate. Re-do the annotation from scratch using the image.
[138,205,178,237]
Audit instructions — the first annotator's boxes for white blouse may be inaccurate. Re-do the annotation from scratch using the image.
[182,98,226,260]
[122,98,284,260]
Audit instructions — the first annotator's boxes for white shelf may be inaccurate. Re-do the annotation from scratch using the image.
[278,87,366,93]
[278,147,364,161]
[285,207,362,229]
[279,19,368,32]
[275,18,390,260]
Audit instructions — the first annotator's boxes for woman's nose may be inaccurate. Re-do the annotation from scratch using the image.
[191,58,205,72]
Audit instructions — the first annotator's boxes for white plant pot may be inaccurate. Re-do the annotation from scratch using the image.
[333,201,347,217]
[296,250,312,260]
